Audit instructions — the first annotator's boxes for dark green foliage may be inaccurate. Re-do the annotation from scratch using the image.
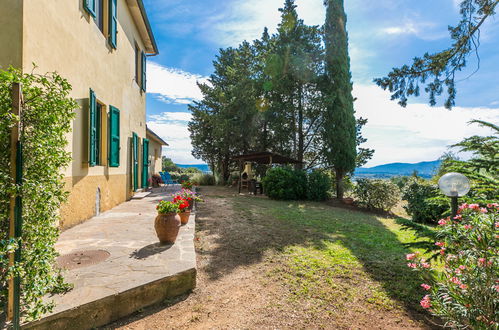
[162,157,180,173]
[354,178,400,211]
[188,0,373,183]
[322,0,358,199]
[0,67,76,319]
[437,120,498,204]
[262,167,307,200]
[402,179,449,223]
[307,170,331,201]
[375,1,499,109]
[390,176,411,190]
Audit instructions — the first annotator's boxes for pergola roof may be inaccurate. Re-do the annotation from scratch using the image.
[232,152,302,164]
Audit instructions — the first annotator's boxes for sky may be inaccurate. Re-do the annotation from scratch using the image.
[143,0,499,167]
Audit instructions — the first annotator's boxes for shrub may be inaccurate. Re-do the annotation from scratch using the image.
[262,167,307,200]
[0,68,76,319]
[354,178,400,211]
[307,170,331,201]
[402,179,449,223]
[191,173,215,186]
[406,203,499,328]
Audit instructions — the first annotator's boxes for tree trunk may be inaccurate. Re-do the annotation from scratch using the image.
[335,168,344,200]
[296,85,304,170]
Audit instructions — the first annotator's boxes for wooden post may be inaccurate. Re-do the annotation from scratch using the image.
[8,83,22,326]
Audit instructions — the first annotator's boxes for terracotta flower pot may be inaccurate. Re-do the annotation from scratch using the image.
[179,211,191,225]
[342,197,354,205]
[154,212,181,244]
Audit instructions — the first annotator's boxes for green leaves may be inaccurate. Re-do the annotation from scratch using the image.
[0,67,77,320]
[375,0,499,109]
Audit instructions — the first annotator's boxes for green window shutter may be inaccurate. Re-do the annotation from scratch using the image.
[108,106,120,167]
[132,133,139,191]
[89,89,97,167]
[108,0,117,49]
[84,0,96,17]
[141,51,147,91]
[142,139,149,188]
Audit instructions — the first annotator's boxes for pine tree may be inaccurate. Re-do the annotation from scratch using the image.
[322,0,357,199]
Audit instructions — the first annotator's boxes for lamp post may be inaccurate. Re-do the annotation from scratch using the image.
[438,172,470,218]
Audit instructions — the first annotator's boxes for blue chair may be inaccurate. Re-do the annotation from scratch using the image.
[159,171,179,185]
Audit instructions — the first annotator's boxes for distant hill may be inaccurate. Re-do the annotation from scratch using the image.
[354,160,441,179]
[176,164,211,173]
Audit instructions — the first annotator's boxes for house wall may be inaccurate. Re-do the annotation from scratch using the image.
[0,0,23,69]
[17,0,151,228]
[147,137,163,179]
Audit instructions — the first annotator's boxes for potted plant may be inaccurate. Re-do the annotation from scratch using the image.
[155,200,181,244]
[174,195,191,225]
[151,174,163,188]
[176,188,203,210]
[181,180,194,190]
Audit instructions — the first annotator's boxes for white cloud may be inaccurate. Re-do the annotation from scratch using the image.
[353,84,499,166]
[147,62,209,104]
[147,119,199,164]
[149,112,192,123]
[206,0,326,46]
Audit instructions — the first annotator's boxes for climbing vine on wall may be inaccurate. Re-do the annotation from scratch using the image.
[0,67,77,320]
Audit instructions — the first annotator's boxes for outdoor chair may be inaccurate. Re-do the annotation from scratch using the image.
[159,171,179,185]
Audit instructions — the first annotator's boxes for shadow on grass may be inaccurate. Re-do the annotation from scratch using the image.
[196,186,441,328]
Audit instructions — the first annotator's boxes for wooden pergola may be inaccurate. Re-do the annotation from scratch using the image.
[232,152,302,193]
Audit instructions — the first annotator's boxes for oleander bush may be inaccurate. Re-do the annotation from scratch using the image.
[354,178,400,211]
[407,203,499,328]
[0,67,76,320]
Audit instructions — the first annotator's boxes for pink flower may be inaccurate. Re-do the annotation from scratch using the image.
[459,265,466,270]
[455,268,461,274]
[453,214,462,221]
[463,224,472,230]
[420,295,431,309]
[440,248,446,255]
[459,284,468,290]
[421,283,431,291]
[478,258,486,266]
[435,242,445,247]
[438,219,448,226]
[421,262,431,269]
[480,207,488,213]
[487,203,498,208]
[406,253,418,260]
[407,263,417,269]
[450,277,461,285]
[469,203,480,210]
[495,222,499,228]
[495,285,499,293]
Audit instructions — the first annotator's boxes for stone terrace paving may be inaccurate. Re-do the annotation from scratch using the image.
[25,186,197,330]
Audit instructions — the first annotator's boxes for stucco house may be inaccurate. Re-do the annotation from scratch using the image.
[0,0,165,228]
[146,126,168,180]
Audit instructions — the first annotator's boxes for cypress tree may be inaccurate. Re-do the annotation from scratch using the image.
[322,0,357,199]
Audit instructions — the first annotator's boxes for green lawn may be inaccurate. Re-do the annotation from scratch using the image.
[231,195,435,319]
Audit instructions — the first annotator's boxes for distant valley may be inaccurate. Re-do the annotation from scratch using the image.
[354,160,441,178]
[176,160,442,178]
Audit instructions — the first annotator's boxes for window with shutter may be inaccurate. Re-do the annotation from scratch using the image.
[84,0,97,17]
[141,51,147,91]
[109,0,117,49]
[108,106,120,167]
[89,89,97,167]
